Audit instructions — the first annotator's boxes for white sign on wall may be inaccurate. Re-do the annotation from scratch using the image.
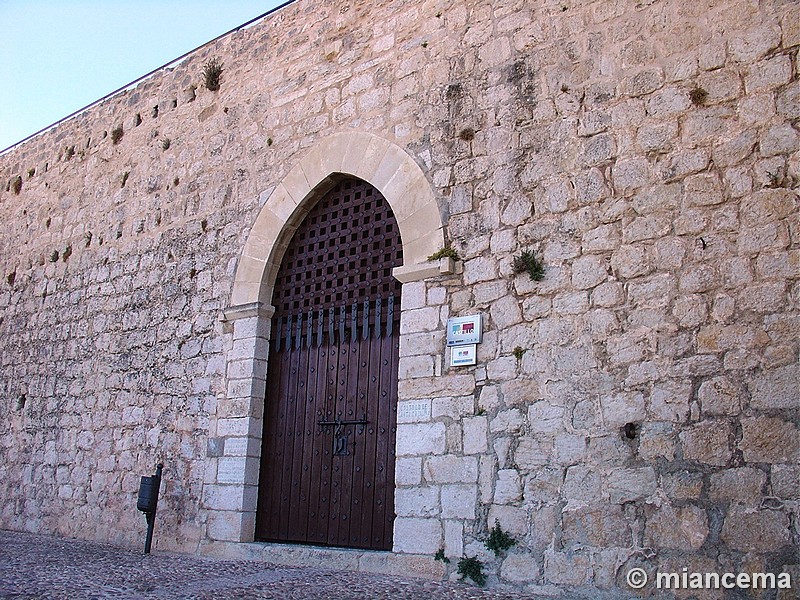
[446,314,483,346]
[450,344,477,367]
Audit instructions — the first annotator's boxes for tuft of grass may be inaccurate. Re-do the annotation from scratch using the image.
[457,556,486,586]
[689,87,708,106]
[459,127,476,142]
[111,126,124,145]
[485,520,516,556]
[427,245,461,262]
[64,145,75,161]
[161,138,171,151]
[512,346,526,360]
[203,57,224,91]
[512,249,545,281]
[434,548,450,563]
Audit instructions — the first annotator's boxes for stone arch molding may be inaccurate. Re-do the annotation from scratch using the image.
[209,132,447,546]
[231,131,446,309]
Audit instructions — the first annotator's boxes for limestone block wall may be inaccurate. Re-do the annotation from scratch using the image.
[0,0,798,595]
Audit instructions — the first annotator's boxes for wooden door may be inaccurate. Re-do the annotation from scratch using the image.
[255,178,402,550]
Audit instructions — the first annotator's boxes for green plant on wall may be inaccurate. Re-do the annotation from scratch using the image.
[434,548,450,563]
[512,249,545,281]
[689,87,708,106]
[457,556,486,586]
[203,58,224,91]
[485,520,516,556]
[427,245,461,262]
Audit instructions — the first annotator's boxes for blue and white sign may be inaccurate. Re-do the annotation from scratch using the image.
[446,314,483,346]
[450,344,477,367]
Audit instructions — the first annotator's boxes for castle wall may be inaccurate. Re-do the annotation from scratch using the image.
[1,0,797,594]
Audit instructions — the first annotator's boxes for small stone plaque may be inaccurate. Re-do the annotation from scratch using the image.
[224,437,250,456]
[397,400,431,423]
[217,458,245,484]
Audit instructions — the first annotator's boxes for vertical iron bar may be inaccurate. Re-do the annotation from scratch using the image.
[351,302,358,343]
[374,297,382,338]
[362,299,369,340]
[295,312,303,351]
[338,304,346,343]
[317,309,324,347]
[306,309,313,348]
[274,317,283,352]
[387,296,395,336]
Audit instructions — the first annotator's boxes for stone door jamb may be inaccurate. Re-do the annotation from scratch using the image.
[207,131,451,546]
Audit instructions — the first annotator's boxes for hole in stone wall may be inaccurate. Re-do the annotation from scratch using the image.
[16,395,26,411]
[623,422,637,439]
[152,106,159,118]
[134,113,142,126]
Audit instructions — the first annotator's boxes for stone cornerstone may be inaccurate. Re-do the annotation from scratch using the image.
[1,0,798,596]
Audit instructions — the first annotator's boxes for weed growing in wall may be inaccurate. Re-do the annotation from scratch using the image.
[689,87,708,106]
[111,126,124,145]
[485,520,516,556]
[203,58,224,91]
[427,245,461,262]
[457,556,486,586]
[512,249,545,281]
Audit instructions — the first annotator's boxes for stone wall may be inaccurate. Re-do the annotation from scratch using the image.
[0,0,798,595]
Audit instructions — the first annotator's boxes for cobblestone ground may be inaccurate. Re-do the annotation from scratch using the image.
[0,531,555,599]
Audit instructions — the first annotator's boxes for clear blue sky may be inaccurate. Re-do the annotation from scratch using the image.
[0,1,289,151]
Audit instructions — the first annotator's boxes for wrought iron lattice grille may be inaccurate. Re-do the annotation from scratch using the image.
[272,178,403,318]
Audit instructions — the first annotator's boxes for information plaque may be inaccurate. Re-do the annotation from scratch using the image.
[446,314,483,346]
[450,344,477,367]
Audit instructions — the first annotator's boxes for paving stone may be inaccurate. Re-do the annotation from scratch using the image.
[0,530,548,600]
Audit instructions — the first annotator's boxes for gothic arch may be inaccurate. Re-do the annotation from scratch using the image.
[211,132,446,546]
[231,131,445,309]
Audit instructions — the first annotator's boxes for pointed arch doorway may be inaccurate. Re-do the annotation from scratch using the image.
[254,177,402,550]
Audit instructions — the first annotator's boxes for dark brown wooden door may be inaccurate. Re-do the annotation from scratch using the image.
[255,178,402,550]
